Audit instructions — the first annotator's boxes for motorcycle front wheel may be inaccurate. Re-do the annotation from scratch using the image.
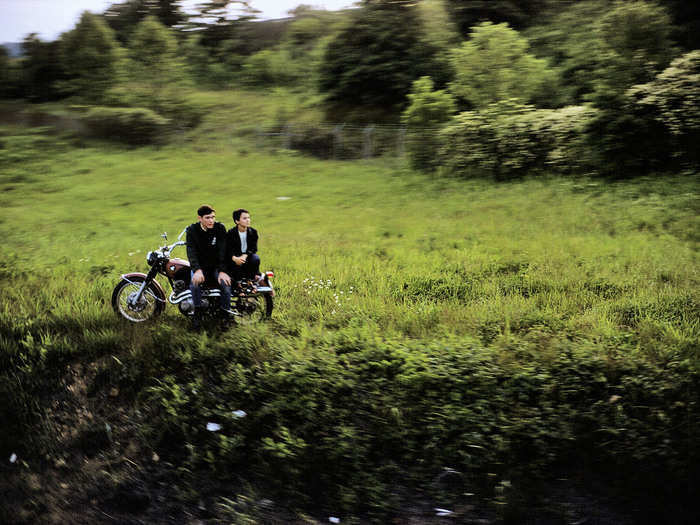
[112,277,165,322]
[235,294,273,324]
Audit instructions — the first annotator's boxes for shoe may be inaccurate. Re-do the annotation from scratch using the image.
[220,307,240,318]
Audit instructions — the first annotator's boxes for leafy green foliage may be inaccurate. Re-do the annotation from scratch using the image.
[524,0,611,104]
[81,106,171,144]
[438,100,596,179]
[593,0,676,94]
[630,50,700,167]
[59,12,123,103]
[585,1,678,176]
[449,22,560,109]
[445,0,552,34]
[401,76,456,171]
[17,35,67,102]
[319,1,442,119]
[103,0,187,43]
[0,46,21,99]
[115,16,201,126]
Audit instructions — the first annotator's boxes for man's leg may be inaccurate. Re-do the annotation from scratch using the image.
[189,270,203,328]
[215,270,233,314]
[242,254,261,280]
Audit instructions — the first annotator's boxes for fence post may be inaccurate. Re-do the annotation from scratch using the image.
[397,127,406,158]
[333,123,345,159]
[283,124,292,149]
[363,125,375,159]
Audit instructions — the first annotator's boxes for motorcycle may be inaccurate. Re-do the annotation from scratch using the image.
[111,229,274,324]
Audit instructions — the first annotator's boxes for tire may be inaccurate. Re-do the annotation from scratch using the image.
[234,293,273,324]
[111,277,165,322]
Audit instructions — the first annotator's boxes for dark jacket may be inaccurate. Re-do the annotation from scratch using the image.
[186,222,227,273]
[225,226,258,259]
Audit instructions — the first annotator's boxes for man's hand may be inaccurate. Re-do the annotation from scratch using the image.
[232,254,248,266]
[218,271,231,286]
[192,269,205,285]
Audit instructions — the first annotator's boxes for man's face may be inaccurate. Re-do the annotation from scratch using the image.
[199,212,216,230]
[236,212,251,230]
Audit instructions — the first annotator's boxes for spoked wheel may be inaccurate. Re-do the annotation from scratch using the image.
[234,294,273,324]
[111,277,164,322]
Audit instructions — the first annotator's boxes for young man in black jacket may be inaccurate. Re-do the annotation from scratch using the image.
[186,204,234,322]
[226,208,260,282]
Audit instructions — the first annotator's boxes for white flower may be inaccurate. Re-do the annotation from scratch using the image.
[206,422,222,432]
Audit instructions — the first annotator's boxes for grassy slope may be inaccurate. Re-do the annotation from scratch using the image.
[1,99,699,522]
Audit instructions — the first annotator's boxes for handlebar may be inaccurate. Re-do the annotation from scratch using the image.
[158,229,188,257]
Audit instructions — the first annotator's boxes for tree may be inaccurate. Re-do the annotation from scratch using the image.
[594,0,676,93]
[123,16,199,125]
[445,0,552,35]
[19,35,67,102]
[185,0,259,48]
[585,1,677,176]
[524,0,612,104]
[60,12,123,103]
[654,0,700,50]
[0,46,18,98]
[449,22,559,109]
[103,0,187,43]
[417,0,461,53]
[319,1,442,120]
[630,50,700,167]
[401,76,457,171]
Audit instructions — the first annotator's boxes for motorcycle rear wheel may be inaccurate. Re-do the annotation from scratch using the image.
[234,294,273,324]
[112,277,165,322]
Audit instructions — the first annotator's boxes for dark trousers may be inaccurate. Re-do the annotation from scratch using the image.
[190,269,232,310]
[231,253,260,281]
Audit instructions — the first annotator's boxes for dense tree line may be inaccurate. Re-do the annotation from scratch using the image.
[1,0,698,176]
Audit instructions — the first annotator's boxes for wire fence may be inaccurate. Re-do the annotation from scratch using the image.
[253,123,440,160]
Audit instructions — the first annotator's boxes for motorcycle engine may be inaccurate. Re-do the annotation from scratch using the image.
[173,280,187,293]
[179,298,195,314]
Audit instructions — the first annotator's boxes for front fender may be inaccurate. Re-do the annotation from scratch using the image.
[121,272,167,302]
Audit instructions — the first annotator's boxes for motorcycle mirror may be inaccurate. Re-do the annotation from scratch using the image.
[161,232,168,241]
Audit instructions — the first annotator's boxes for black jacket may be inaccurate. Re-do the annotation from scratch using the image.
[225,226,258,259]
[186,222,227,273]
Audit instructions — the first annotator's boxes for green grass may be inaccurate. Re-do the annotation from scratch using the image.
[2,136,697,349]
[1,117,699,522]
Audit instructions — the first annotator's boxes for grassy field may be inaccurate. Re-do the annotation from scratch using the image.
[1,105,699,523]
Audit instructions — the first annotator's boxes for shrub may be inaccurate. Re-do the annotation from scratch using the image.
[630,50,700,168]
[438,100,596,179]
[449,22,560,109]
[401,76,456,171]
[81,106,171,145]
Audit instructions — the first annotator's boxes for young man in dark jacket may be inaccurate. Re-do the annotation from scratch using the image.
[186,204,234,322]
[225,208,260,282]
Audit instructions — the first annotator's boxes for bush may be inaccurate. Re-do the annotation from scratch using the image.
[402,76,456,171]
[630,50,700,168]
[82,106,171,145]
[242,48,300,86]
[438,100,596,179]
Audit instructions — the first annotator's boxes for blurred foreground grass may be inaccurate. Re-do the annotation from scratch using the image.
[1,120,699,522]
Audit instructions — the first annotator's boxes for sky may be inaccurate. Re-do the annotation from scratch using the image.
[0,0,357,42]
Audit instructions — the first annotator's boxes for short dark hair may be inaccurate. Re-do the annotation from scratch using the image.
[197,204,215,217]
[233,208,249,222]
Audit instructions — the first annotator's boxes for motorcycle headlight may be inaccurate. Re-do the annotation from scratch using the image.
[146,251,158,265]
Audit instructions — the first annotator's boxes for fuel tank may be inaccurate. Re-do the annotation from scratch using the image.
[165,258,191,280]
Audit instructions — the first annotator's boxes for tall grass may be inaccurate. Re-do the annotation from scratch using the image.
[1,120,699,522]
